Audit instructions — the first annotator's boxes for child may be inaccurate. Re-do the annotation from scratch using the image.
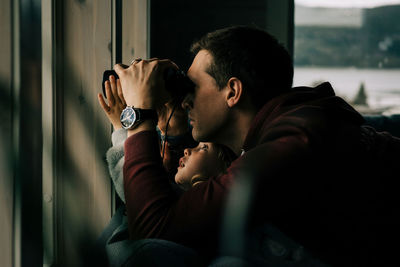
[175,142,236,190]
[98,75,237,202]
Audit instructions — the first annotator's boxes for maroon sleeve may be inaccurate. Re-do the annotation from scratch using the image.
[123,130,231,251]
[123,126,311,253]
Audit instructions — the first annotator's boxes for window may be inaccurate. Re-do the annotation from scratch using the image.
[294,0,400,115]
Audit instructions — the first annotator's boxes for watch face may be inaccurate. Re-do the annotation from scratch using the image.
[120,107,137,129]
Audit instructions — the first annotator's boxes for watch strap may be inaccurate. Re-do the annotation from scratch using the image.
[136,108,158,124]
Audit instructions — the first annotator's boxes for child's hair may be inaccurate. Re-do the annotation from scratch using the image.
[190,143,237,187]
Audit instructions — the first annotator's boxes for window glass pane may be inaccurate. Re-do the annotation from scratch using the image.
[294,0,400,115]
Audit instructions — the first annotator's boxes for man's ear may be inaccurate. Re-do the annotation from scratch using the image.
[225,77,243,108]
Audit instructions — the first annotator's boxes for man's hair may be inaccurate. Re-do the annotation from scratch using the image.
[191,25,293,110]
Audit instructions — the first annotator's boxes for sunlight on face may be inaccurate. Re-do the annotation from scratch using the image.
[184,50,228,142]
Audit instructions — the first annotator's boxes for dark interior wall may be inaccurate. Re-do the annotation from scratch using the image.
[150,0,269,71]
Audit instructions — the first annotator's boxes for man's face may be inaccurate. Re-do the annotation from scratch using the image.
[183,50,228,142]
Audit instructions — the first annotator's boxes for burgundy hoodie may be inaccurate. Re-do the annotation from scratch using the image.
[123,82,400,265]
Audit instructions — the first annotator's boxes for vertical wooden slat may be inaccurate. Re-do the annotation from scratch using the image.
[42,0,56,266]
[0,0,13,266]
[12,1,22,265]
[58,0,112,265]
[122,0,150,63]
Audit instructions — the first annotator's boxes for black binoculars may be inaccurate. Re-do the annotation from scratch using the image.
[102,68,194,102]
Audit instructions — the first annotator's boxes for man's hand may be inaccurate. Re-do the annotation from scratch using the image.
[114,59,178,110]
[98,75,126,130]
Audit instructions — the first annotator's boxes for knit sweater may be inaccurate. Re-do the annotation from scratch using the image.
[106,128,127,203]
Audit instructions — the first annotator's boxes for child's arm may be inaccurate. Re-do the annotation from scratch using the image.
[98,75,127,202]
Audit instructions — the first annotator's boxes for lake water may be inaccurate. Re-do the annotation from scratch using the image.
[293,67,400,114]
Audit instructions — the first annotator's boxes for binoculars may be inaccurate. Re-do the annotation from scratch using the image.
[102,68,194,102]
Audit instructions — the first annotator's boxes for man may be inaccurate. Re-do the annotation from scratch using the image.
[114,26,400,266]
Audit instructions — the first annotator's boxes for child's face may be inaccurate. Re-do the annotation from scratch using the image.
[175,142,222,190]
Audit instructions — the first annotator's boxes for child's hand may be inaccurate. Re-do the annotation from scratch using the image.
[98,75,126,130]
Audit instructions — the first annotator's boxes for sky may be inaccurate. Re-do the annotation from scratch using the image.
[295,0,400,8]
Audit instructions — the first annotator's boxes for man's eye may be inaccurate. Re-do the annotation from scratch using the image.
[201,144,208,150]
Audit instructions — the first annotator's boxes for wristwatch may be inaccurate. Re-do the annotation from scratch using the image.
[120,106,158,130]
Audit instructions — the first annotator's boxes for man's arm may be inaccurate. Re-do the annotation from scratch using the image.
[123,126,310,249]
[123,130,228,249]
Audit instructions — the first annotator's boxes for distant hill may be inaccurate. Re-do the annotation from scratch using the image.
[295,4,400,68]
[295,5,363,28]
